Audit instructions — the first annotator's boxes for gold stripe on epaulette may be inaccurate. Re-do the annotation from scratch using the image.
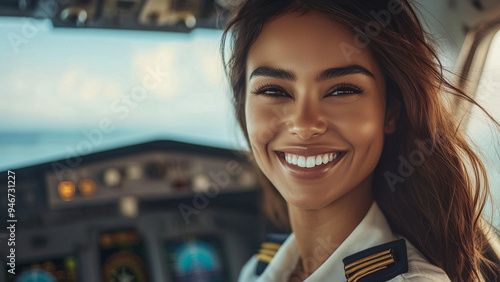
[258,248,277,256]
[261,242,281,250]
[256,253,274,264]
[348,265,389,282]
[345,253,393,275]
[344,249,395,282]
[345,249,391,271]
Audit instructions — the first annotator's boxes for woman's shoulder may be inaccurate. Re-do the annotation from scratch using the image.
[387,235,451,282]
[237,234,452,282]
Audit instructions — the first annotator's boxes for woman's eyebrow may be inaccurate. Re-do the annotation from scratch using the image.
[249,66,295,81]
[316,65,375,81]
[249,65,375,81]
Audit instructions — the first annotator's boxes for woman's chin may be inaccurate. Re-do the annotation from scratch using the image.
[285,194,336,210]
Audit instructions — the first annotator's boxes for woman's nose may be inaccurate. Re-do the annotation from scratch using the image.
[286,101,327,140]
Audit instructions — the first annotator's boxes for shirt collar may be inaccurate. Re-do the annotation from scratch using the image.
[258,201,396,281]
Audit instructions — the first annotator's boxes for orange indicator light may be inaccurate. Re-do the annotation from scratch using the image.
[79,179,96,196]
[58,181,76,201]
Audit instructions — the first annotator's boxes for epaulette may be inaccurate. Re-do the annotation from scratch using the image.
[255,233,290,275]
[342,238,408,282]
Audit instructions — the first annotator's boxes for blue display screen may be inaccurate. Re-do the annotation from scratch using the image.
[9,256,78,282]
[164,235,229,282]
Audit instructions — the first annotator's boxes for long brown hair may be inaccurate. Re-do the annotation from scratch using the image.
[220,0,499,280]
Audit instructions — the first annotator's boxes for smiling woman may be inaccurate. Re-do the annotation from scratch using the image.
[221,0,500,282]
[245,13,391,214]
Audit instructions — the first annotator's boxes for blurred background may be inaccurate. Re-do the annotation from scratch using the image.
[0,15,244,171]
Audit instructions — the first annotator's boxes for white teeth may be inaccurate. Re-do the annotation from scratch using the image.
[306,156,315,168]
[322,154,329,164]
[282,152,341,168]
[297,156,306,167]
[315,155,322,165]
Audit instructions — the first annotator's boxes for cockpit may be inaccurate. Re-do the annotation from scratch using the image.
[0,0,499,281]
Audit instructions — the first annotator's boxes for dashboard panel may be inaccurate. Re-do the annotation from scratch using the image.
[0,140,267,282]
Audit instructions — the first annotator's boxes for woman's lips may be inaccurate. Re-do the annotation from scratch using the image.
[275,151,345,179]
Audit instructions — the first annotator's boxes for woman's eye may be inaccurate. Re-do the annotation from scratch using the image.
[251,83,362,98]
[263,89,287,97]
[251,86,290,98]
[326,84,363,97]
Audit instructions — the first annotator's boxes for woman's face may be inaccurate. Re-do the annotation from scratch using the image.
[245,11,396,209]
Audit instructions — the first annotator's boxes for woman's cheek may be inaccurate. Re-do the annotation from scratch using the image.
[246,102,282,149]
[335,105,386,163]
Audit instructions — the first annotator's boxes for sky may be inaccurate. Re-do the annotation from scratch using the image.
[0,17,247,170]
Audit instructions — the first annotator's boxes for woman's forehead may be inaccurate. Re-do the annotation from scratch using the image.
[246,11,384,82]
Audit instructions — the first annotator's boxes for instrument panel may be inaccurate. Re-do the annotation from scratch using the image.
[0,140,267,282]
[46,149,257,209]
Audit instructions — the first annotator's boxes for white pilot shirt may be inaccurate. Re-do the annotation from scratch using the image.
[238,202,451,282]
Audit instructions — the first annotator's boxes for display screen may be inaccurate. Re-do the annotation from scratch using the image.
[164,235,229,282]
[99,230,150,282]
[8,256,78,282]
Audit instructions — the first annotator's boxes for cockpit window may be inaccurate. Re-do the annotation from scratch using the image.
[0,17,243,170]
[464,28,500,229]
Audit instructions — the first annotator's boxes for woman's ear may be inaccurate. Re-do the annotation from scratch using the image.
[384,98,401,134]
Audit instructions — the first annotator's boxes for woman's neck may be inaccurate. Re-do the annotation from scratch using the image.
[287,182,374,279]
